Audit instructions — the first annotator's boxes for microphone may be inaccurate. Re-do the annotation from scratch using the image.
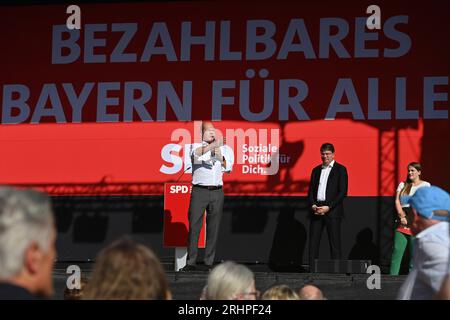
[176,166,191,183]
[222,137,226,161]
[211,138,216,157]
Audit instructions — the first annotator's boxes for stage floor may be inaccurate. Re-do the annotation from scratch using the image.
[53,262,406,300]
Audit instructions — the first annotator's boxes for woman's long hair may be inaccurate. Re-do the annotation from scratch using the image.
[83,237,169,300]
[400,162,422,196]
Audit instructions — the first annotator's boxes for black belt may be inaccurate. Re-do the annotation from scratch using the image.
[316,201,327,206]
[193,184,222,190]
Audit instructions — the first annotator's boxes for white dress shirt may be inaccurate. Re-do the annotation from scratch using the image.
[317,160,335,201]
[397,222,450,299]
[190,141,234,187]
[396,181,431,207]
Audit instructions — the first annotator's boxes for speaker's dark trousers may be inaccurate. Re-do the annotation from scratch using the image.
[309,214,342,267]
[187,185,224,266]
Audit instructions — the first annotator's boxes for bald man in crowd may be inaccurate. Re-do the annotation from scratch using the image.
[298,285,326,300]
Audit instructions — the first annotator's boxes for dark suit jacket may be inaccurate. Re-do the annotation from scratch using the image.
[307,161,348,218]
[0,282,39,300]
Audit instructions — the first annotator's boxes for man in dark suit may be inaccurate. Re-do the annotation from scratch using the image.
[307,143,348,271]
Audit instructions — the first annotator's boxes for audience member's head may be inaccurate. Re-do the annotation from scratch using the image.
[401,186,450,235]
[83,237,170,300]
[298,285,325,300]
[0,187,56,299]
[63,277,88,300]
[205,261,258,300]
[262,284,299,300]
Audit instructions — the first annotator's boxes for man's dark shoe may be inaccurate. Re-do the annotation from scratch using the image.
[179,264,197,272]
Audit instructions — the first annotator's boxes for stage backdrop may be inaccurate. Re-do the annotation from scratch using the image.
[1,1,448,196]
[0,0,449,266]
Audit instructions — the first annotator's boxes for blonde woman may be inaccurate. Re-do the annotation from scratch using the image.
[261,285,299,300]
[390,162,430,275]
[204,261,259,300]
[83,237,171,300]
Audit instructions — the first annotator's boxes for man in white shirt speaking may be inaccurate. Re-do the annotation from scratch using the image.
[180,122,234,272]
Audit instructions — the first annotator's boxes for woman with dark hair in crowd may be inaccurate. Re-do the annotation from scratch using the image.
[390,162,430,275]
[83,237,171,300]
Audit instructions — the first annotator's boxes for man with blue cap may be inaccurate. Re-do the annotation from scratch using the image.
[397,186,450,299]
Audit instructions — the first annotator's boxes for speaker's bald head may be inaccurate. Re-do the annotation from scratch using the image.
[201,122,216,142]
[202,121,214,132]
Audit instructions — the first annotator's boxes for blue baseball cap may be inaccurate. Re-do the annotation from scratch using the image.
[401,186,450,221]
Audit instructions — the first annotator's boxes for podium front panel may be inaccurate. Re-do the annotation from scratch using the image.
[163,183,206,248]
